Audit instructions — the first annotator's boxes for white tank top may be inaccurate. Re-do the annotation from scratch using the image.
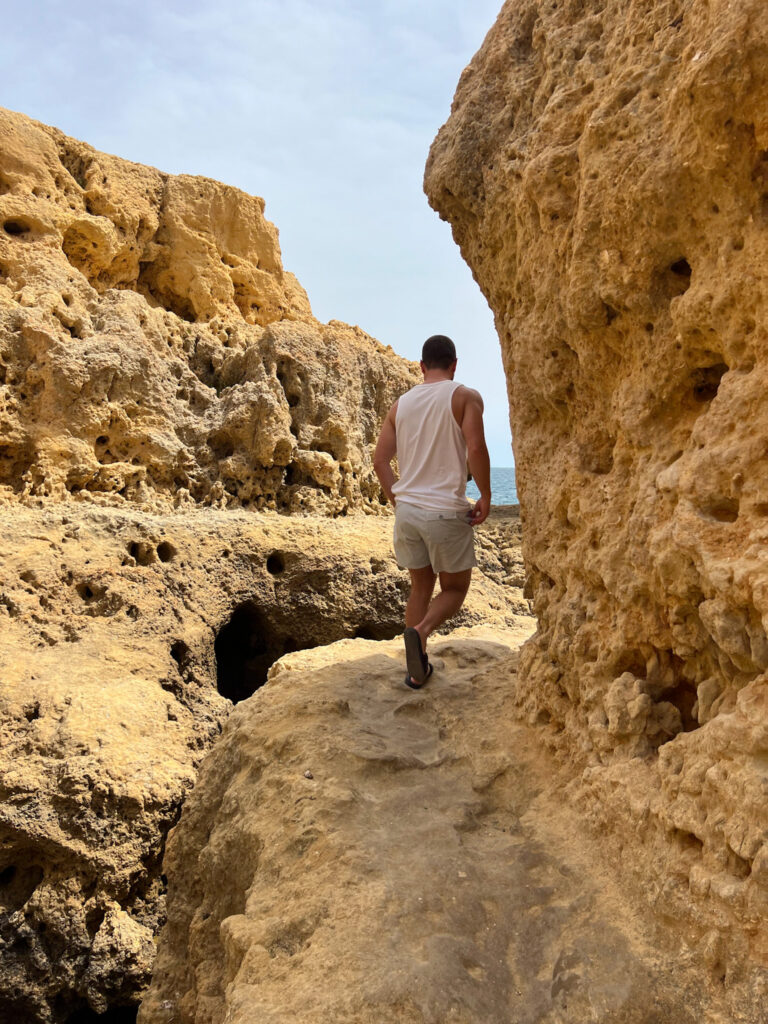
[391,379,469,511]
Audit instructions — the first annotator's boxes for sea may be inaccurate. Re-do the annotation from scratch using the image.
[467,466,518,506]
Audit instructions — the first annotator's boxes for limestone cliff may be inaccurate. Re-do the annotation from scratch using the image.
[0,107,415,514]
[426,0,768,1001]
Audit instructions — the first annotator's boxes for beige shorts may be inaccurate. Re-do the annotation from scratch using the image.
[393,501,477,574]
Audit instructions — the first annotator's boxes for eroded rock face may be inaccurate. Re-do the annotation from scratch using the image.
[0,109,531,1021]
[0,107,416,513]
[426,0,768,995]
[138,628,742,1024]
[0,501,527,1022]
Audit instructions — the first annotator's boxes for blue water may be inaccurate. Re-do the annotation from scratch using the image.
[467,467,517,506]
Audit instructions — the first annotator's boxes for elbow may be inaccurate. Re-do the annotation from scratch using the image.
[466,441,488,460]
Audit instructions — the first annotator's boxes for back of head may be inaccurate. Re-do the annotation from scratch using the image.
[422,335,456,369]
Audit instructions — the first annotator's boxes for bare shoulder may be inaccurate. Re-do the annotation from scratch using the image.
[453,385,484,411]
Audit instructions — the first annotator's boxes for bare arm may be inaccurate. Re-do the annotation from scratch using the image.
[458,389,491,526]
[373,401,398,505]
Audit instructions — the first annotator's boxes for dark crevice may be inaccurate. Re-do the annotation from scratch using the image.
[266,552,285,575]
[691,362,728,403]
[65,1005,138,1024]
[4,219,30,236]
[215,601,314,703]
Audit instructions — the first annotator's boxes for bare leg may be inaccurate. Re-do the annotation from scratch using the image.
[406,566,437,628]
[415,568,472,648]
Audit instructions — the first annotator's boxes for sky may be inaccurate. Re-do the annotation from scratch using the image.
[5,0,513,464]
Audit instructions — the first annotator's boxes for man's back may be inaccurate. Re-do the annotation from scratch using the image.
[392,379,468,512]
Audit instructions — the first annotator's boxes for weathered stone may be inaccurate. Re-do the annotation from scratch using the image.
[425,0,768,1000]
[0,107,531,1021]
[0,499,526,1022]
[139,628,734,1024]
[0,107,416,514]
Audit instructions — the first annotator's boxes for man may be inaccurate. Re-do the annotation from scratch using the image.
[374,334,491,689]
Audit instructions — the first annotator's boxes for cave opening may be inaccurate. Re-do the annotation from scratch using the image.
[64,1005,138,1024]
[215,600,311,703]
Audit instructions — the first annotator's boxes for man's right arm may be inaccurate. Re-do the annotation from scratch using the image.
[373,401,398,505]
[459,389,491,526]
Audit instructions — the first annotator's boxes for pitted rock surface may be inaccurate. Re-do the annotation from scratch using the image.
[425,0,768,1008]
[0,501,528,1022]
[139,629,732,1024]
[0,106,417,513]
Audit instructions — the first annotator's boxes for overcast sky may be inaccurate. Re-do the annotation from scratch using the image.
[5,0,513,464]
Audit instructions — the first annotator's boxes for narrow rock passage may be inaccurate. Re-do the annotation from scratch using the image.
[139,628,715,1024]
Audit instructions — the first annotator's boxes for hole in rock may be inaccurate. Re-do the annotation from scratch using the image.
[77,583,95,602]
[670,257,691,278]
[691,362,728,402]
[727,847,752,879]
[3,219,30,236]
[85,905,106,936]
[661,680,699,732]
[266,552,285,575]
[353,622,399,641]
[659,257,692,300]
[700,497,739,523]
[170,640,192,677]
[208,434,234,460]
[127,541,155,566]
[0,861,44,912]
[672,828,703,854]
[156,541,177,563]
[215,601,311,703]
[65,1005,138,1024]
[24,701,40,721]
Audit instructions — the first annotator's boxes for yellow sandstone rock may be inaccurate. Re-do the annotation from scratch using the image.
[425,0,768,1009]
[139,628,732,1024]
[0,108,529,1021]
[0,107,416,514]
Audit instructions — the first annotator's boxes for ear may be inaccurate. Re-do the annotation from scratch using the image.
[420,361,427,375]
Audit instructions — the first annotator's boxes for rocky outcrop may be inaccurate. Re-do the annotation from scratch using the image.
[0,499,528,1023]
[138,628,741,1024]
[0,107,416,514]
[0,109,534,1022]
[426,0,768,1000]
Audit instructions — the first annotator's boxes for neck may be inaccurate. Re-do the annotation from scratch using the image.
[422,369,454,384]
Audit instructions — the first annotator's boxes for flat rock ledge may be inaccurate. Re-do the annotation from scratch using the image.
[139,628,739,1024]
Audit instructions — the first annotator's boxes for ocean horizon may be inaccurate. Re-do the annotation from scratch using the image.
[467,466,517,505]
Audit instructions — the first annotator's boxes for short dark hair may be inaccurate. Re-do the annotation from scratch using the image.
[422,335,456,369]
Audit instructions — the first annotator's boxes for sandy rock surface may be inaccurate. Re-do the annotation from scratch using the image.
[0,106,417,514]
[0,502,526,1022]
[139,627,739,1024]
[426,0,768,1003]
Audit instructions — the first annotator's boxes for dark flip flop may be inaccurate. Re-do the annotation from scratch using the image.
[404,663,433,690]
[404,627,429,683]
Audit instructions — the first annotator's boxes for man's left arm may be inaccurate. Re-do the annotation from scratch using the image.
[373,403,398,505]
[460,390,491,526]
